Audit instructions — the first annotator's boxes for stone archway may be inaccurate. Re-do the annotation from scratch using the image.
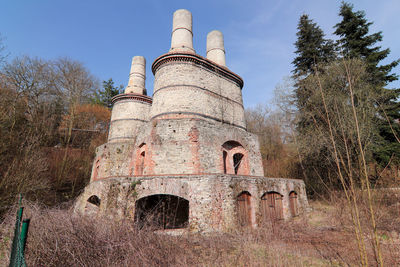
[134,194,189,229]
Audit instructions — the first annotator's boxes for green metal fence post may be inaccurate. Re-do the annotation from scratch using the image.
[9,207,23,267]
[20,219,30,253]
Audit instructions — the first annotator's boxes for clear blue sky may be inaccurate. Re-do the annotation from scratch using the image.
[1,0,399,108]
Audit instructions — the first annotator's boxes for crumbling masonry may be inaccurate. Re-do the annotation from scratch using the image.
[74,9,309,232]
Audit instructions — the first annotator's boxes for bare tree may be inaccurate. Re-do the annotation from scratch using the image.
[53,58,99,182]
[1,56,58,135]
[0,33,8,65]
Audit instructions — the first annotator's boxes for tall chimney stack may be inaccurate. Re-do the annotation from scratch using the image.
[170,9,195,53]
[206,30,226,66]
[125,56,146,95]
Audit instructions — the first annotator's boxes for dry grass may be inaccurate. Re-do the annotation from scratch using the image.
[0,198,399,267]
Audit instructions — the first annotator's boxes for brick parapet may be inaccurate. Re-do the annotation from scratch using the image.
[111,93,152,105]
[152,52,244,89]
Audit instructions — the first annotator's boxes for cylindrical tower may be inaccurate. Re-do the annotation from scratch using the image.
[125,56,146,95]
[107,56,152,143]
[151,11,245,128]
[170,9,195,53]
[206,30,226,66]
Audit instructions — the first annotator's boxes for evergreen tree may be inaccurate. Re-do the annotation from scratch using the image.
[292,14,335,78]
[93,78,122,108]
[334,2,400,165]
[292,15,336,132]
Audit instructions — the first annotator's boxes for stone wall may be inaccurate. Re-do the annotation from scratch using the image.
[93,117,264,178]
[75,175,309,232]
[91,142,135,182]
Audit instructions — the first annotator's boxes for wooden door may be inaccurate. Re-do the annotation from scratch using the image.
[261,192,283,222]
[261,194,269,223]
[274,193,283,220]
[289,191,298,217]
[237,192,251,226]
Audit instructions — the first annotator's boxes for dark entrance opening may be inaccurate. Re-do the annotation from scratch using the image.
[85,195,101,215]
[134,194,189,229]
[87,195,101,206]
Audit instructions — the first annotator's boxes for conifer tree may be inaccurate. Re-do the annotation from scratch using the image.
[334,2,400,165]
[292,15,336,132]
[292,14,335,78]
[93,78,122,108]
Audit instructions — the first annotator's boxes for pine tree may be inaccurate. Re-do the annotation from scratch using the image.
[93,78,122,108]
[292,15,336,132]
[334,2,400,165]
[292,14,335,78]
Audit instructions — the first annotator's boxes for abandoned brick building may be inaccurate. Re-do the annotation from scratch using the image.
[74,9,309,232]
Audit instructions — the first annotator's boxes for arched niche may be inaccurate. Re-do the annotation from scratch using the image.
[134,194,189,230]
[85,195,101,214]
[221,141,249,175]
[87,195,101,206]
[261,191,283,222]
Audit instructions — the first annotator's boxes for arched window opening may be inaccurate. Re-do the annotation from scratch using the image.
[87,195,101,207]
[237,191,252,226]
[85,195,101,215]
[223,151,227,174]
[261,192,283,222]
[221,141,248,175]
[136,143,147,176]
[134,194,189,230]
[233,153,244,175]
[289,191,298,217]
[222,140,242,150]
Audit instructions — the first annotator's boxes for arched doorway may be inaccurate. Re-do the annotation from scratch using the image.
[134,194,189,229]
[261,192,283,222]
[289,191,298,217]
[237,191,252,226]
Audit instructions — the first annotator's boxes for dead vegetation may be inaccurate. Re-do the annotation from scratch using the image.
[1,196,399,267]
